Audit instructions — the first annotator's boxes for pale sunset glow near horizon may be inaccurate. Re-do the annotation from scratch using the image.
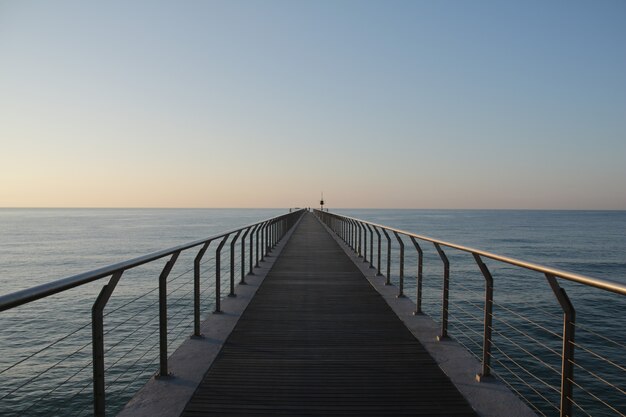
[1,1,625,210]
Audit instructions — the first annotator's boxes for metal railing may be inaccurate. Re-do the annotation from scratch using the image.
[0,209,304,417]
[315,209,626,417]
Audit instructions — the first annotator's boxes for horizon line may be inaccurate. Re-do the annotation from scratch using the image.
[1,206,625,212]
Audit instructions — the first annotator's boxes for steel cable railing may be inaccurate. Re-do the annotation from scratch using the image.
[0,209,304,417]
[316,209,626,417]
[105,227,287,414]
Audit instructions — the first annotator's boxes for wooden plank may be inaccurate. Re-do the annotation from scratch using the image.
[180,213,478,416]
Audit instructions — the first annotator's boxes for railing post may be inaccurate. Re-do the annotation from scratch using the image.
[374,226,382,276]
[546,273,576,417]
[255,222,263,267]
[473,253,494,380]
[348,219,355,250]
[266,221,271,251]
[345,218,351,247]
[382,229,391,285]
[92,271,123,417]
[409,237,423,315]
[267,220,276,249]
[214,235,229,314]
[250,223,258,273]
[394,232,405,298]
[159,251,180,377]
[260,222,265,262]
[357,222,363,258]
[193,241,211,337]
[280,217,285,241]
[433,242,449,340]
[271,220,276,249]
[366,224,375,268]
[277,218,282,242]
[229,229,242,297]
[240,227,251,284]
[260,222,266,262]
[363,222,368,262]
[266,221,272,255]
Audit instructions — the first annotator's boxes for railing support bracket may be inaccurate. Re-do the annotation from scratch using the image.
[546,273,575,417]
[92,270,123,417]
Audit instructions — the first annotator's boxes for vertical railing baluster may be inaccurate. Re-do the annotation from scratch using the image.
[357,222,363,258]
[266,221,272,255]
[366,224,374,268]
[473,253,494,380]
[433,243,449,340]
[229,230,242,297]
[255,222,262,267]
[159,251,180,376]
[250,223,258,273]
[546,273,576,417]
[363,222,368,262]
[374,226,382,276]
[260,221,268,262]
[266,221,271,251]
[92,271,123,417]
[272,219,281,244]
[410,237,423,315]
[268,220,273,252]
[240,227,251,284]
[194,242,211,336]
[394,232,405,297]
[260,222,265,262]
[348,219,354,250]
[382,229,391,285]
[214,235,229,314]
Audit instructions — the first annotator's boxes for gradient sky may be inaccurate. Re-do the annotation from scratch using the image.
[1,1,625,209]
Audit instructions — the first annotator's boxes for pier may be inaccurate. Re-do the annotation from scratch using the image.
[180,212,476,416]
[1,209,624,416]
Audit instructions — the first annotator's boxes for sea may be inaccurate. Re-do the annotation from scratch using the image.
[0,208,625,416]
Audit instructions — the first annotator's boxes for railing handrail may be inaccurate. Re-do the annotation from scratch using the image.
[0,210,303,312]
[315,210,626,296]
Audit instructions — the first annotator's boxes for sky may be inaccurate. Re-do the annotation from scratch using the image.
[1,1,625,209]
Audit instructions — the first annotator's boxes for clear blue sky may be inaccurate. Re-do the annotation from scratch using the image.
[1,0,625,209]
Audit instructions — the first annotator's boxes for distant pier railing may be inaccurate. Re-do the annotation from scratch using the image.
[0,209,304,417]
[315,209,626,417]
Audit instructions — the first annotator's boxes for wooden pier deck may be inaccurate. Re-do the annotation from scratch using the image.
[180,212,478,416]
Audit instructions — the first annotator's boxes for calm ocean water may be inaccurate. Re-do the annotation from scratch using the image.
[1,208,625,416]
